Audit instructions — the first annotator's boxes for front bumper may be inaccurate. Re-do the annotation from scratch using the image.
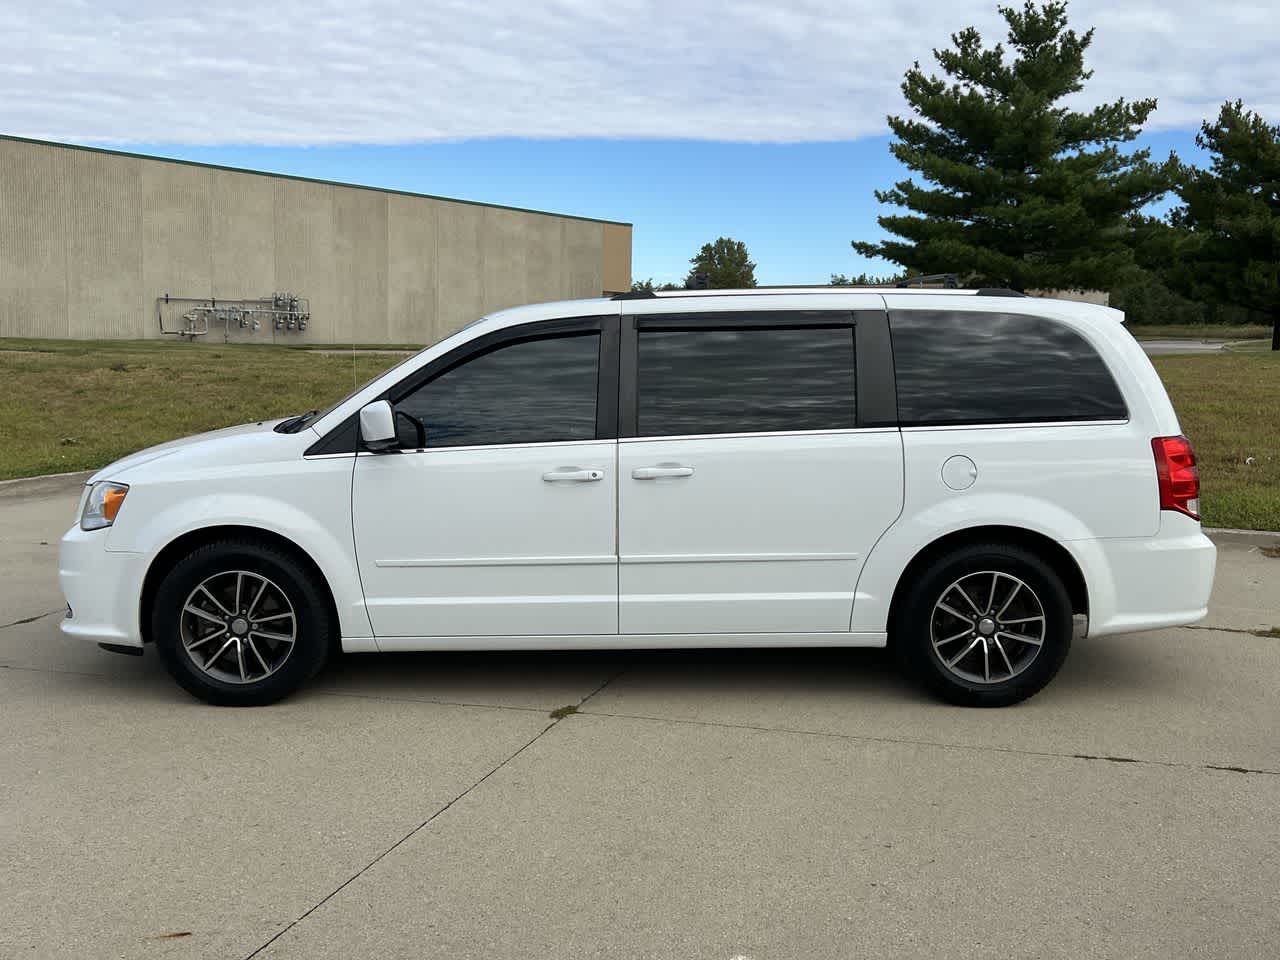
[59,524,147,648]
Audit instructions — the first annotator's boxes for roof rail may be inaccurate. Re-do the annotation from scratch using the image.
[612,290,658,300]
[896,273,959,289]
[975,288,1027,297]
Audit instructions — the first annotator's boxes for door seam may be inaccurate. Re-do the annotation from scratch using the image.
[614,439,621,635]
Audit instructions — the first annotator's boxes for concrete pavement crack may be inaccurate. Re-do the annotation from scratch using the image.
[576,708,1280,778]
[314,689,550,714]
[0,662,113,679]
[242,662,630,960]
[1180,623,1278,638]
[574,662,630,710]
[242,718,560,959]
[0,608,61,630]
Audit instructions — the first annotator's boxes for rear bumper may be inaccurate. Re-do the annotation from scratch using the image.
[59,525,146,648]
[1071,513,1217,637]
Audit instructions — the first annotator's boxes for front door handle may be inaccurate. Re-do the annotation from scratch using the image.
[631,465,694,480]
[542,468,604,483]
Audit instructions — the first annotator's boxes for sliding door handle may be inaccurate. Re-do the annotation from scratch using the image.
[542,468,604,483]
[631,465,694,480]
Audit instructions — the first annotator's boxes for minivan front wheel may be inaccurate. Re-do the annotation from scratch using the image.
[151,539,331,706]
[895,543,1072,707]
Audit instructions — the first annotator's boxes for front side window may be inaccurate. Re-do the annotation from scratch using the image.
[890,311,1128,426]
[637,324,856,437]
[394,332,599,448]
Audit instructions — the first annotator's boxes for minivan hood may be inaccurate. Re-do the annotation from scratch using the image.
[88,419,286,483]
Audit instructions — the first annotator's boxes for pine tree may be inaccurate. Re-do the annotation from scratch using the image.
[853,1,1173,292]
[1140,102,1280,350]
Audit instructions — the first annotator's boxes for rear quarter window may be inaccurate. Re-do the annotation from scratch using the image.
[890,310,1128,426]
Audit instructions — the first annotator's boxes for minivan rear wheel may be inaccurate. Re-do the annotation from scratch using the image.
[894,543,1072,707]
[151,539,331,706]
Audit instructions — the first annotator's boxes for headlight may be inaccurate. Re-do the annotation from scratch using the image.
[81,481,129,531]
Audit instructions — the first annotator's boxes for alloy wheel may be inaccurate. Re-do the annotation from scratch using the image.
[179,570,297,684]
[930,570,1046,685]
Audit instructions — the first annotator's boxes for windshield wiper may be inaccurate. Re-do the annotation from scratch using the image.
[274,410,319,434]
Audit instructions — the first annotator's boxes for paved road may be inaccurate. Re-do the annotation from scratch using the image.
[2,476,1277,959]
[1138,339,1230,355]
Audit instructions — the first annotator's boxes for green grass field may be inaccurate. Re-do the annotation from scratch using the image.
[2,337,1277,530]
[1150,351,1280,531]
[1127,323,1272,341]
[0,339,398,480]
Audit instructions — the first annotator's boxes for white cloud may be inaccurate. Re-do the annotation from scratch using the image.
[2,0,1278,144]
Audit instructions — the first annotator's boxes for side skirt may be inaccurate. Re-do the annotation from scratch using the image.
[342,632,889,654]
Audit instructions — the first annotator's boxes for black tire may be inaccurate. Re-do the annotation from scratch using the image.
[893,542,1072,707]
[151,539,332,706]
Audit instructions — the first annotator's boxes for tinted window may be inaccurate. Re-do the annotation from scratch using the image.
[891,311,1127,425]
[637,326,856,436]
[395,333,599,447]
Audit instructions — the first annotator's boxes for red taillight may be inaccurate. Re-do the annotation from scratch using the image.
[1152,435,1201,521]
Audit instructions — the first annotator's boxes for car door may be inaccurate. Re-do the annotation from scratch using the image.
[617,298,904,635]
[352,315,620,642]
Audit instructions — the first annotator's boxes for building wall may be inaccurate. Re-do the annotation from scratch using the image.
[0,137,632,345]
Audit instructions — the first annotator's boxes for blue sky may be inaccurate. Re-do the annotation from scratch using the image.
[7,1,1268,285]
[112,131,1204,287]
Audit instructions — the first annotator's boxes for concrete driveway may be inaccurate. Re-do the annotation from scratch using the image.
[2,475,1278,959]
[1138,339,1229,355]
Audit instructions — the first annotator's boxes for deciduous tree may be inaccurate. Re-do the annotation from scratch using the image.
[686,237,757,289]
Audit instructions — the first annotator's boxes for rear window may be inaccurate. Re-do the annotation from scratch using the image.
[890,311,1128,426]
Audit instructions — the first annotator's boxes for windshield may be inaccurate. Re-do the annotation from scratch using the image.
[282,315,493,433]
[314,349,424,423]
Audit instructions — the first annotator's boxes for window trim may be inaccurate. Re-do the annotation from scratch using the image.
[886,309,1130,428]
[635,310,858,331]
[618,425,900,443]
[619,309,892,439]
[304,315,618,456]
[899,419,1131,432]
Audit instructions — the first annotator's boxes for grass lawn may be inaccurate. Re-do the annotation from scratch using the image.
[1150,351,1280,531]
[0,339,401,480]
[2,337,1278,530]
[1127,322,1272,341]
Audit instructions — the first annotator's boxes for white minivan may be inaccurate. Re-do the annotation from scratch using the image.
[59,288,1217,707]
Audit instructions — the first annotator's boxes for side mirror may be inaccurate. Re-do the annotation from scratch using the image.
[359,400,398,452]
[395,410,427,449]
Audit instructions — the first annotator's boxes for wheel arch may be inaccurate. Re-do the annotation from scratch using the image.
[885,525,1089,641]
[139,525,342,656]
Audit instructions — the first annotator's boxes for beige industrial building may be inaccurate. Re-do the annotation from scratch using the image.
[0,136,632,346]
